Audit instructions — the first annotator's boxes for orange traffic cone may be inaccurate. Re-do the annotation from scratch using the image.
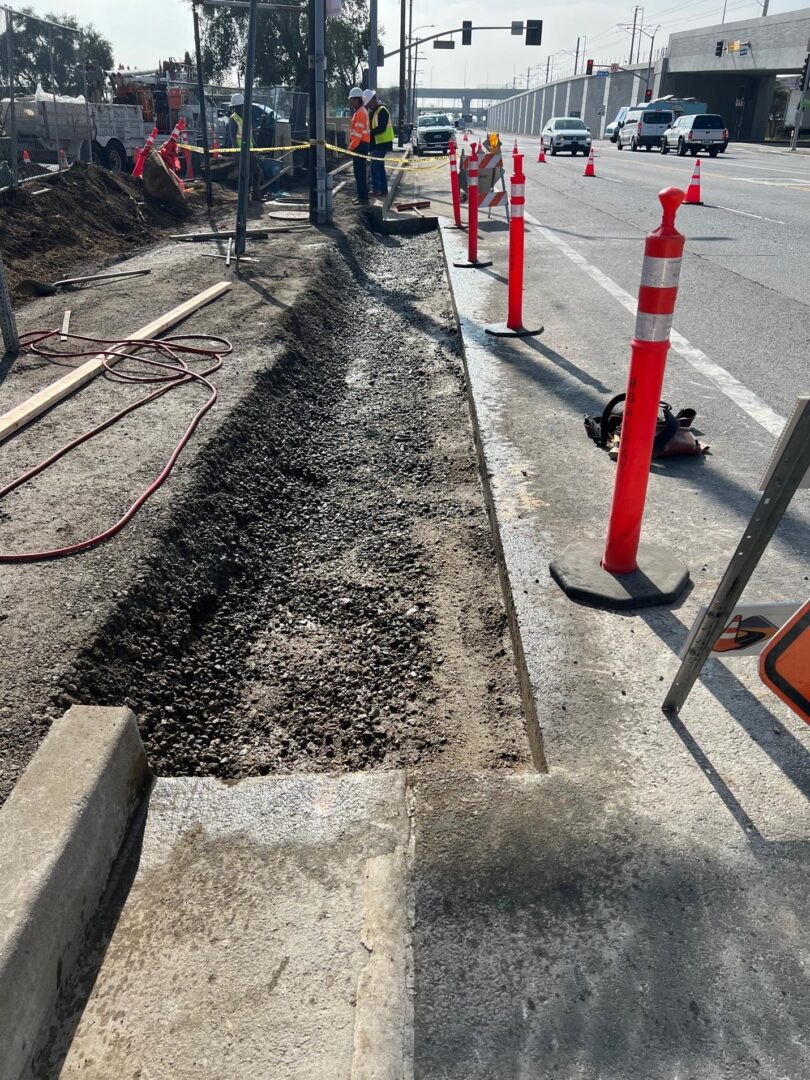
[22,149,31,165]
[463,131,469,143]
[684,157,703,205]
[583,146,595,177]
[513,139,519,155]
[212,136,220,161]
[58,148,67,170]
[537,144,546,163]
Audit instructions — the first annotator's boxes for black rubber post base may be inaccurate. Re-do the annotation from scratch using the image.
[485,323,544,338]
[453,255,493,268]
[549,539,690,610]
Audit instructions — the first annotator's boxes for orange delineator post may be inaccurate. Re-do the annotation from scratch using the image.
[452,144,492,269]
[133,126,158,178]
[159,117,186,173]
[602,187,686,573]
[485,154,543,339]
[182,131,194,180]
[548,185,690,609]
[448,139,463,228]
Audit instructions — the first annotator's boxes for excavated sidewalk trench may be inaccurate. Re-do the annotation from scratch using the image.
[53,226,529,780]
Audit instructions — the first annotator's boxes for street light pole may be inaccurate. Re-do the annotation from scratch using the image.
[398,0,406,145]
[369,0,377,90]
[407,0,413,125]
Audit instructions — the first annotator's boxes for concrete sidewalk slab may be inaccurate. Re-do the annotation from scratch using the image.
[421,207,810,1076]
[0,706,148,1080]
[47,772,411,1080]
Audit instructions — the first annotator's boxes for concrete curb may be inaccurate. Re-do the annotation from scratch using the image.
[436,219,547,773]
[0,705,148,1080]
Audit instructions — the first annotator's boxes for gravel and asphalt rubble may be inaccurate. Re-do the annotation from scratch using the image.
[0,187,528,802]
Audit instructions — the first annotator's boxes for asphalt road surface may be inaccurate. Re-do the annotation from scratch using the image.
[512,138,810,421]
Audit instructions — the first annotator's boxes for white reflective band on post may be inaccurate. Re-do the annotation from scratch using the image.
[512,204,525,217]
[511,184,525,198]
[639,256,682,289]
[634,311,674,342]
[470,176,479,186]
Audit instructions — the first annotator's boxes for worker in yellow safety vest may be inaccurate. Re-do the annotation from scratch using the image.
[363,88,394,198]
[227,92,244,149]
[348,86,370,205]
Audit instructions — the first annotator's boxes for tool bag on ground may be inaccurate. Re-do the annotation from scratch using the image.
[584,393,709,460]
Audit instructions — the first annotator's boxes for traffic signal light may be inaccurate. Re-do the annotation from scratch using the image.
[462,20,472,46]
[715,40,724,57]
[525,19,542,46]
[802,53,810,88]
[644,87,652,102]
[585,58,594,75]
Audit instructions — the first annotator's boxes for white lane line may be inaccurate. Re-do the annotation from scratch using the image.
[524,210,786,438]
[711,204,785,224]
[600,176,624,184]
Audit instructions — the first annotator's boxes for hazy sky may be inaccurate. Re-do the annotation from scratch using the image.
[16,0,798,85]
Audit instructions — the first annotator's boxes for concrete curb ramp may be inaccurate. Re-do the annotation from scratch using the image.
[0,706,148,1080]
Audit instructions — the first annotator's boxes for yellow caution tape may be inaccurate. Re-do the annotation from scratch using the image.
[181,138,450,172]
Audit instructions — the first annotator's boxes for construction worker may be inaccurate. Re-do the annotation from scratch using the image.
[348,86,370,205]
[363,88,394,198]
[227,92,244,150]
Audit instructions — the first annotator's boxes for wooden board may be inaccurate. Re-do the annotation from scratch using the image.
[0,281,231,445]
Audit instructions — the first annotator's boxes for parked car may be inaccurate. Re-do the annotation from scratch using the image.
[661,113,728,157]
[412,113,455,155]
[606,105,632,142]
[540,116,592,155]
[617,107,675,151]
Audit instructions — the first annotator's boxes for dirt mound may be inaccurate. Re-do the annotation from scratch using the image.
[0,162,234,303]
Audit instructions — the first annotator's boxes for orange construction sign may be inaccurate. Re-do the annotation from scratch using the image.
[759,598,810,725]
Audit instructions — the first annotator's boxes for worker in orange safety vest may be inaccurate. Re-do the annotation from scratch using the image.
[348,86,370,205]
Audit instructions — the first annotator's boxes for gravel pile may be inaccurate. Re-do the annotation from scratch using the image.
[56,228,527,777]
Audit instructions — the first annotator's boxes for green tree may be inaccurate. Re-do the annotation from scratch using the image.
[200,0,369,102]
[0,8,114,95]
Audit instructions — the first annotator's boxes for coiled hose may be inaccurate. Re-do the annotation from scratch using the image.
[0,329,233,562]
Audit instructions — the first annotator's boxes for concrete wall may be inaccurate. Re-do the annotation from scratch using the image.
[668,7,810,74]
[489,64,656,140]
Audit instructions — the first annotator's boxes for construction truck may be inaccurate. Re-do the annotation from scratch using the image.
[1,60,219,173]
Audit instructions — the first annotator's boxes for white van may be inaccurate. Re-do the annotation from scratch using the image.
[617,107,675,151]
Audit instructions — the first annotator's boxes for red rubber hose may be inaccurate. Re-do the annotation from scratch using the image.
[0,330,232,562]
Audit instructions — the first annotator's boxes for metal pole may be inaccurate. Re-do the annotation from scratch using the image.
[662,399,810,715]
[721,0,728,24]
[0,253,19,355]
[574,36,580,76]
[368,0,377,93]
[398,0,406,145]
[647,32,655,97]
[761,0,769,15]
[545,55,550,83]
[80,33,93,164]
[629,5,638,66]
[192,3,213,208]
[48,25,63,170]
[6,10,17,185]
[235,0,259,255]
[313,0,329,223]
[790,50,810,152]
[407,0,413,125]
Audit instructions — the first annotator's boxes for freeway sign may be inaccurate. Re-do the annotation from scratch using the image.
[596,70,608,77]
[759,599,810,725]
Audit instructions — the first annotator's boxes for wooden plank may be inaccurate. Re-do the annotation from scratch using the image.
[60,309,71,342]
[0,281,231,445]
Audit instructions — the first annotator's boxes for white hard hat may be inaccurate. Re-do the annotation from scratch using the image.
[362,89,375,105]
[230,92,244,107]
[348,86,363,100]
